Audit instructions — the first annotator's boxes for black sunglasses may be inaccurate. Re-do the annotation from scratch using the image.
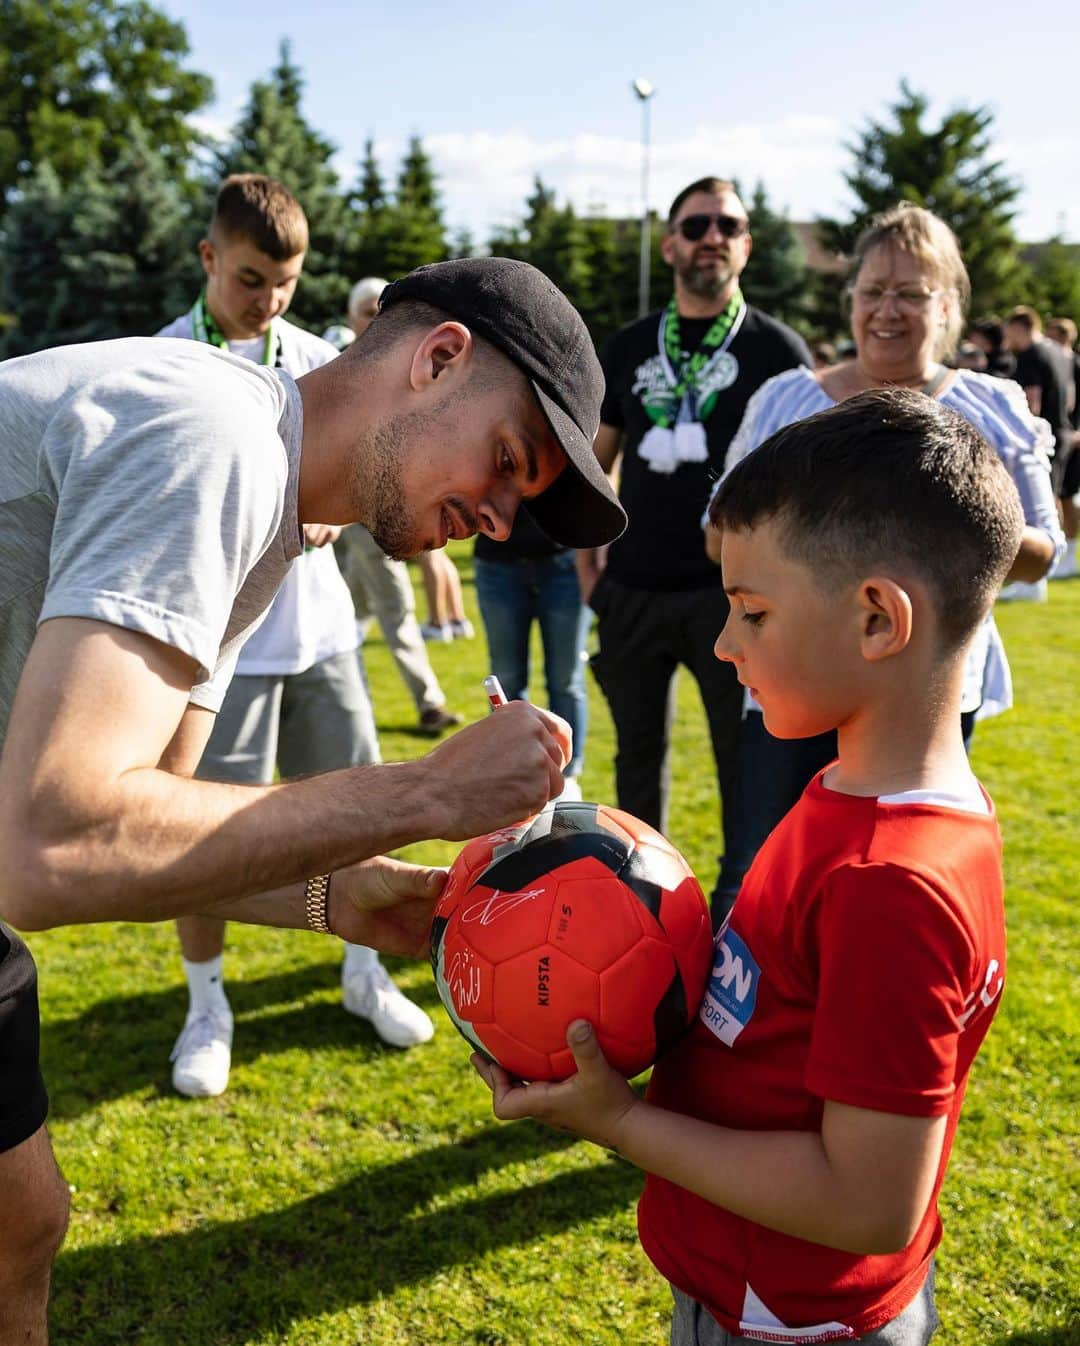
[676,213,750,242]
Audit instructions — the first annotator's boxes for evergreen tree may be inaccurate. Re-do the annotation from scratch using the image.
[488,177,595,318]
[1028,235,1080,326]
[397,135,441,215]
[489,178,665,346]
[816,82,1030,332]
[214,42,348,330]
[489,178,557,262]
[448,226,476,260]
[579,212,625,342]
[529,201,592,307]
[742,181,812,331]
[355,138,388,213]
[524,177,558,237]
[0,0,212,211]
[1,122,195,355]
[378,136,448,276]
[501,177,593,304]
[341,138,393,286]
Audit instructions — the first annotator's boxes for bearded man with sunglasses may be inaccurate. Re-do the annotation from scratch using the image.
[577,178,810,914]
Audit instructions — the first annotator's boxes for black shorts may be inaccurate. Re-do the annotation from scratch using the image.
[0,924,49,1153]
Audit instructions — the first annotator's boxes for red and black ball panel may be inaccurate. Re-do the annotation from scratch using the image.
[431,802,713,1081]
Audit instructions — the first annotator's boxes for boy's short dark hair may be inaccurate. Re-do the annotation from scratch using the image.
[667,177,738,227]
[709,388,1025,651]
[208,174,309,259]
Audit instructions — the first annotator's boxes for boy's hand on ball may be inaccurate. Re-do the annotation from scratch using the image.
[329,856,447,957]
[472,1021,641,1150]
[423,701,572,839]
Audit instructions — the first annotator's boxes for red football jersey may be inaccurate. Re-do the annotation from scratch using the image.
[639,771,1006,1342]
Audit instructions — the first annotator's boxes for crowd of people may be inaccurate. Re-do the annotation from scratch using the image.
[0,162,1072,1345]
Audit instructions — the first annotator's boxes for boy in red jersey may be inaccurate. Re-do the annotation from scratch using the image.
[473,387,1024,1344]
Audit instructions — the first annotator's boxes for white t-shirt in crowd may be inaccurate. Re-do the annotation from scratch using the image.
[155,312,358,676]
[0,338,304,744]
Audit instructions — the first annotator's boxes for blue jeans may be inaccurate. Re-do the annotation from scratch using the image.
[712,711,837,923]
[474,552,590,778]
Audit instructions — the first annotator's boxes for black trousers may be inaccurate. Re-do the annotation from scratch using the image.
[588,576,742,876]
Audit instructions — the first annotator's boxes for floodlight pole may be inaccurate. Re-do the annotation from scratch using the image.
[633,77,655,318]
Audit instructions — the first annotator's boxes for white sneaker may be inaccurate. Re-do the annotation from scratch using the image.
[420,622,453,643]
[343,962,434,1048]
[170,1007,233,1097]
[557,776,583,802]
[449,617,475,639]
[998,579,1048,603]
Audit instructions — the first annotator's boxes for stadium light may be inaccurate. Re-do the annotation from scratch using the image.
[632,77,655,317]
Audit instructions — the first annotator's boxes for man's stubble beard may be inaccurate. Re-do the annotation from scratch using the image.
[349,415,416,561]
[677,254,735,300]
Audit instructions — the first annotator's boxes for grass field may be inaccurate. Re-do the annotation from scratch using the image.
[34,548,1079,1345]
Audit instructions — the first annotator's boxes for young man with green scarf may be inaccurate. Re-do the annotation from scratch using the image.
[576,178,811,918]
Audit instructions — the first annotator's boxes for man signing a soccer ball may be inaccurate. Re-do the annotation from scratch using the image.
[0,257,624,1344]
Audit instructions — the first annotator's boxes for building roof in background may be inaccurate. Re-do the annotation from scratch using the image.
[791,222,849,276]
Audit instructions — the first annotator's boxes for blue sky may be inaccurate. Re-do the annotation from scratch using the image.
[161,0,1079,245]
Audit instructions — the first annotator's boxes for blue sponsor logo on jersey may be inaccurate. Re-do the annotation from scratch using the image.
[700,927,760,1046]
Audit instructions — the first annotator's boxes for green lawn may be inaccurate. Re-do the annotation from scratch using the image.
[34,549,1079,1345]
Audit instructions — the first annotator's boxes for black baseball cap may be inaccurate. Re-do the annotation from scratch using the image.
[379,258,627,548]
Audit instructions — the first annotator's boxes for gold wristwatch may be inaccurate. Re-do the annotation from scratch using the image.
[305,873,333,934]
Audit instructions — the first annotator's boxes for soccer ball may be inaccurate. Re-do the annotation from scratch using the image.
[430,801,713,1081]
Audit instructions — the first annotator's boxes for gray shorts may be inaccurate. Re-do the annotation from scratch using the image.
[670,1263,938,1345]
[196,649,379,785]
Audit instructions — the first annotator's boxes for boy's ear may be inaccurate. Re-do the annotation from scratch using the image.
[407,321,473,391]
[197,238,215,279]
[856,577,913,662]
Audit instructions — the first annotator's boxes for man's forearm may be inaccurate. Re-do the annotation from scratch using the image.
[1005,524,1057,582]
[0,620,568,932]
[5,760,440,929]
[203,880,309,930]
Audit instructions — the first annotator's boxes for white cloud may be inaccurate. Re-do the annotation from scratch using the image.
[324,115,1072,245]
[349,114,850,238]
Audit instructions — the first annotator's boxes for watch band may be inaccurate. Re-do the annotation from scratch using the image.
[305,873,333,934]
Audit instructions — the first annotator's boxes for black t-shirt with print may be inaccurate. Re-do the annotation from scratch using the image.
[599,305,811,591]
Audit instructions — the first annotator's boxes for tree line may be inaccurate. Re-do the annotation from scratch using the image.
[2,2,1077,359]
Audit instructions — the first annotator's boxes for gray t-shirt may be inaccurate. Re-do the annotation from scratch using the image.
[0,337,305,748]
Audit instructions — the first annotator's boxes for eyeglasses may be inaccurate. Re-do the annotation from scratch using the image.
[675,213,750,243]
[849,284,943,310]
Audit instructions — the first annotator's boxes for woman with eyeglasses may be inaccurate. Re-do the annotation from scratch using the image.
[705,203,1063,922]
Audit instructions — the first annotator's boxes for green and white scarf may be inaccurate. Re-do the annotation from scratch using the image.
[637,289,746,475]
[190,290,279,366]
